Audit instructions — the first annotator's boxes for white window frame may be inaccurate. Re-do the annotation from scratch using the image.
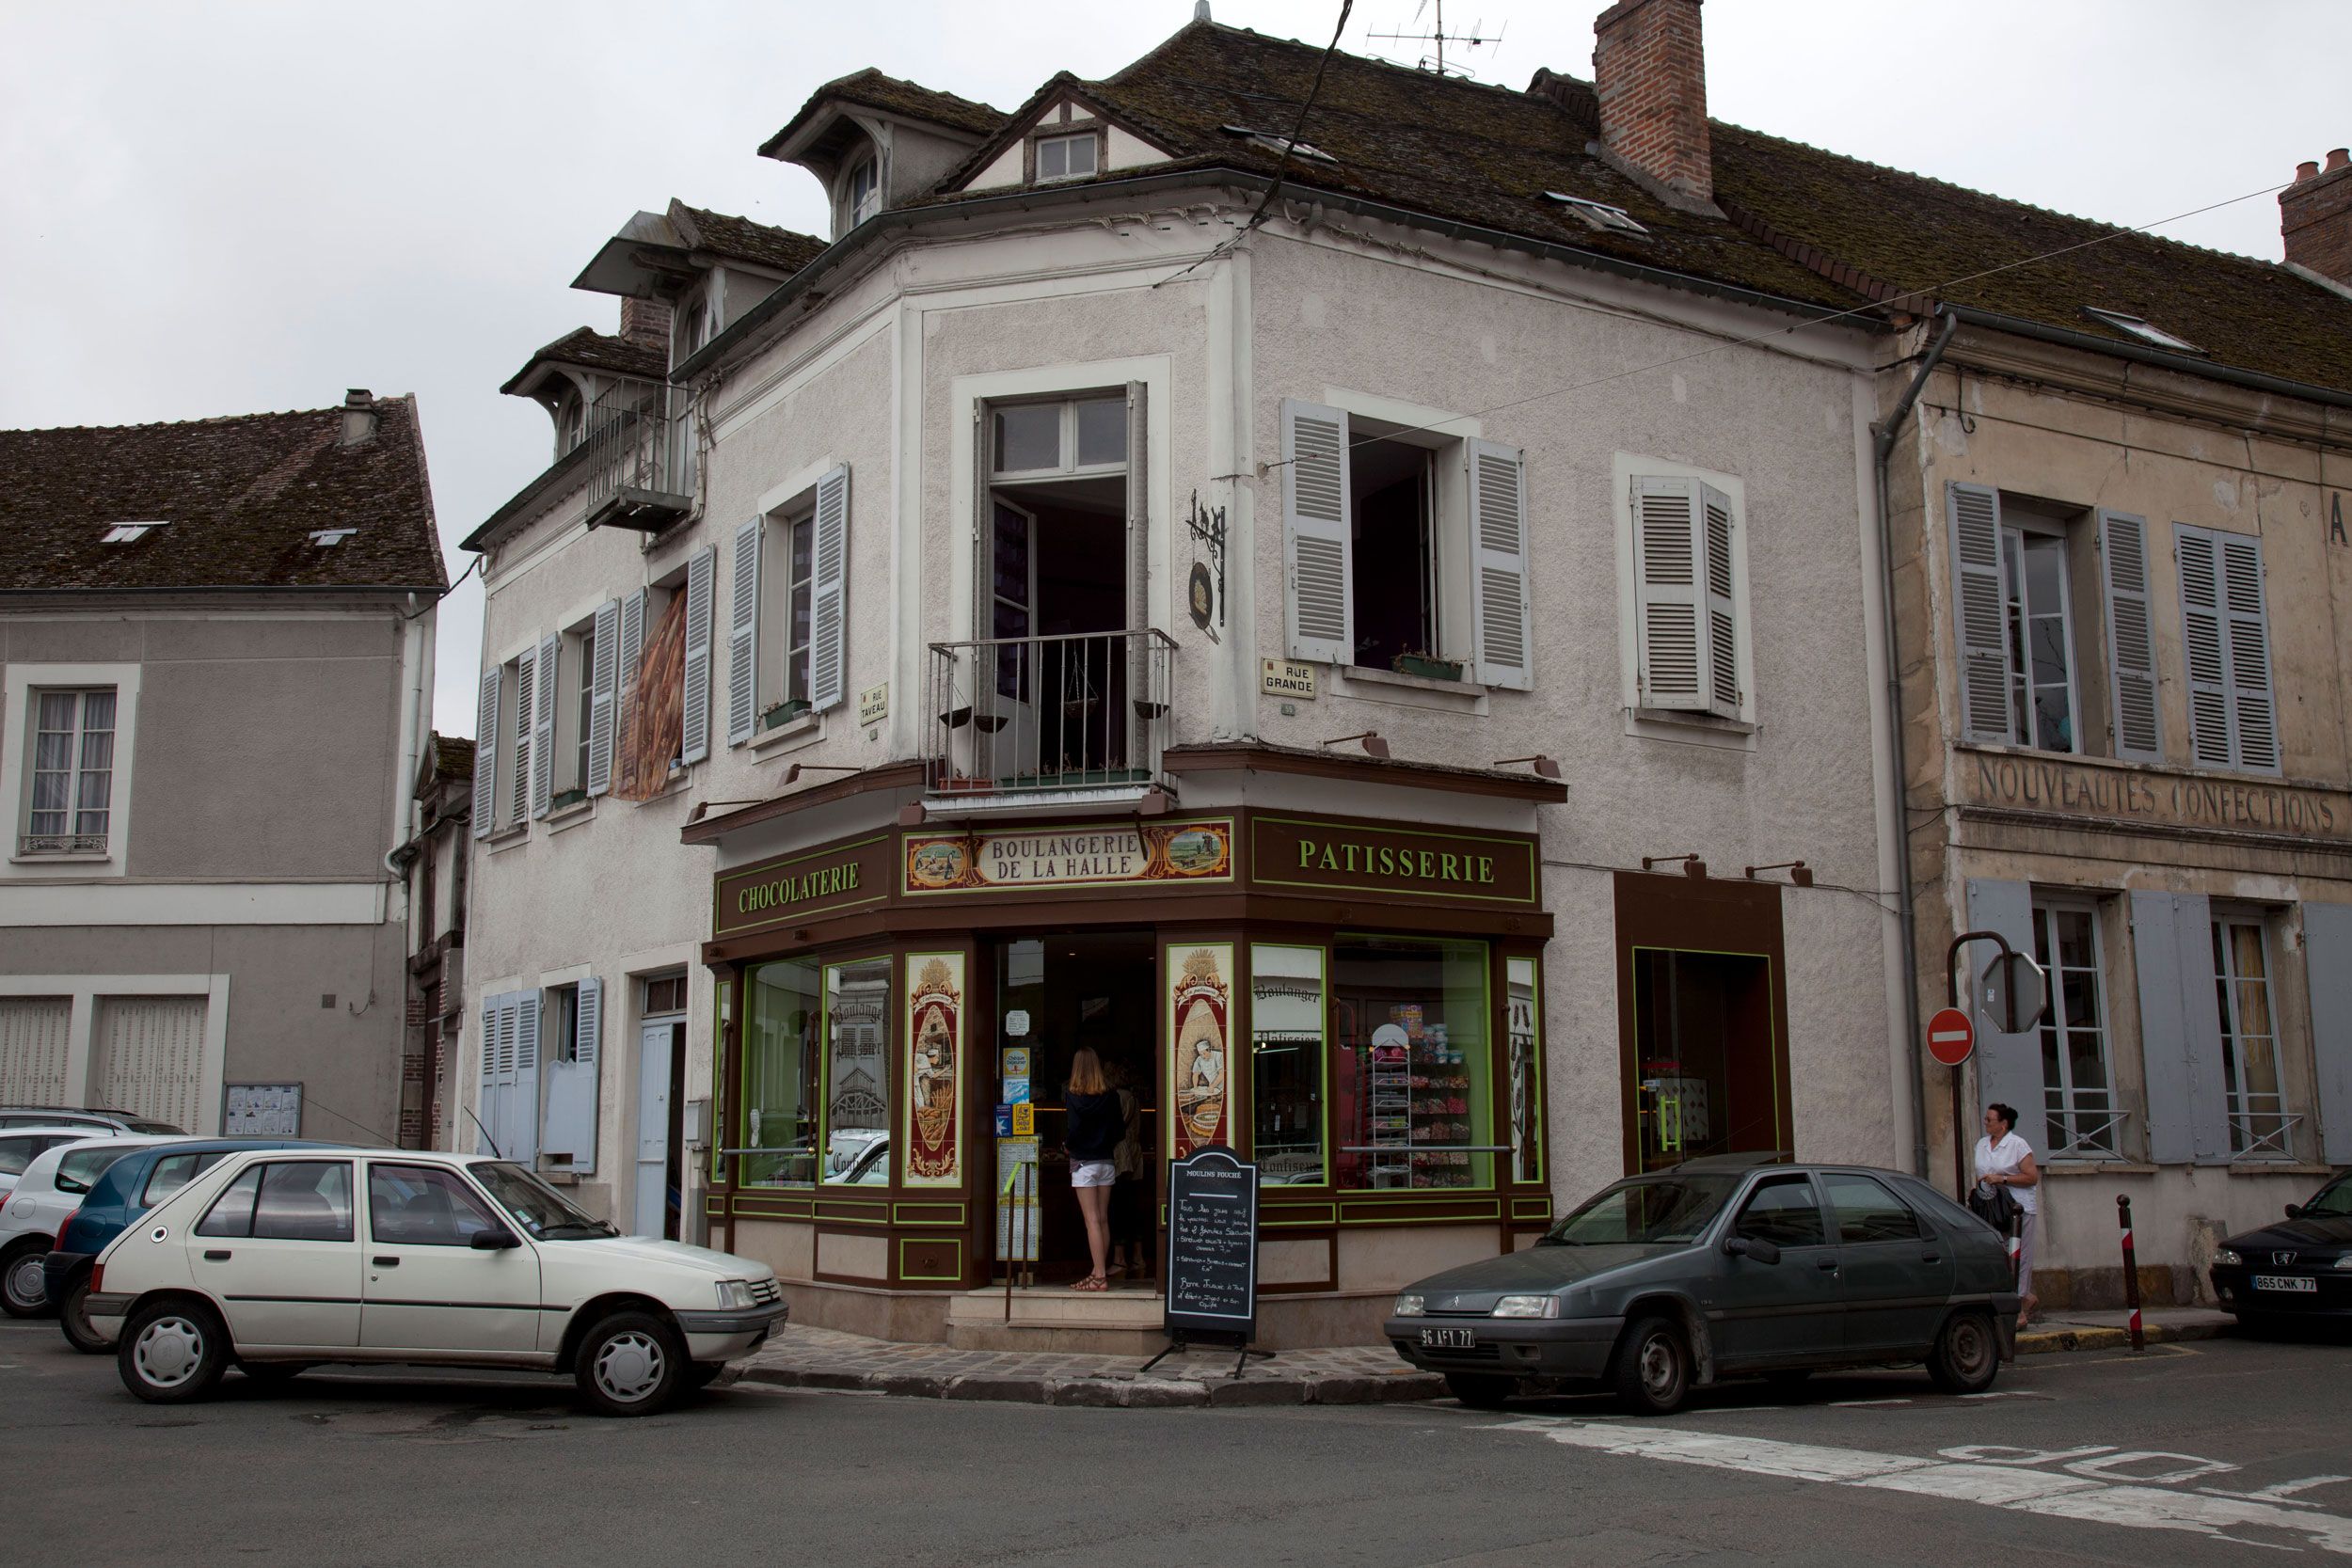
[2031,897,2120,1156]
[843,153,881,229]
[1032,130,1100,183]
[23,688,119,855]
[1612,453,1756,732]
[741,457,846,746]
[558,616,596,800]
[1999,520,2085,754]
[1317,388,1481,677]
[2212,910,2294,1159]
[2,662,141,879]
[989,393,1132,482]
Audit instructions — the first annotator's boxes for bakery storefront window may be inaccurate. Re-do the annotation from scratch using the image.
[1334,936,1491,1190]
[742,957,818,1186]
[1251,944,1327,1186]
[822,957,892,1185]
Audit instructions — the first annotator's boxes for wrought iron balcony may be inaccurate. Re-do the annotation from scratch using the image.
[17,832,106,856]
[923,628,1176,805]
[581,387,695,532]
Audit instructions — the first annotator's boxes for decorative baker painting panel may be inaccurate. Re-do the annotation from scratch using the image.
[1167,943,1233,1159]
[904,952,965,1187]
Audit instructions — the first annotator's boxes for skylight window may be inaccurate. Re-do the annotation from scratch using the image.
[101,521,167,545]
[2082,308,2202,355]
[1219,124,1337,164]
[310,528,358,547]
[1544,192,1648,234]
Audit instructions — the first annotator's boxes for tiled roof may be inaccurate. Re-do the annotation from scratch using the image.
[0,396,446,593]
[499,327,666,396]
[1707,121,2352,398]
[760,67,1009,158]
[432,733,475,783]
[669,202,828,276]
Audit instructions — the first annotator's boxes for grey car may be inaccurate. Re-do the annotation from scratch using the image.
[1384,1156,2019,1414]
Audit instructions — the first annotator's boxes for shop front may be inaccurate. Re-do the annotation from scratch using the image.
[696,802,1556,1348]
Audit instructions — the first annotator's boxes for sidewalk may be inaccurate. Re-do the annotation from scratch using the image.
[737,1307,2237,1408]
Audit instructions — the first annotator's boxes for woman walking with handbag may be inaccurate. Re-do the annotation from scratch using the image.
[1974,1102,2041,1327]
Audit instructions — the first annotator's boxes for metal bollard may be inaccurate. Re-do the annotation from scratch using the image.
[2007,1211,2022,1285]
[2118,1195,2144,1354]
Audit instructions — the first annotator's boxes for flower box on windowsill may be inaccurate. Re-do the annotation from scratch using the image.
[761,700,811,732]
[1391,653,1464,682]
[550,787,588,811]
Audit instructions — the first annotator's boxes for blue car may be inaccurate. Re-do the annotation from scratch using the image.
[45,1139,342,1352]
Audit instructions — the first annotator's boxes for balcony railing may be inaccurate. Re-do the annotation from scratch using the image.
[2044,1103,2129,1159]
[923,628,1176,802]
[581,386,695,532]
[18,832,106,856]
[2226,1098,2301,1161]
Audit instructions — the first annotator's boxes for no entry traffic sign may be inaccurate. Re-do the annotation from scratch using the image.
[1926,1006,1975,1068]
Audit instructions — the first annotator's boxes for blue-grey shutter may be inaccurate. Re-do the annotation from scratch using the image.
[476,993,501,1152]
[2097,510,2164,762]
[543,978,601,1174]
[512,990,542,1166]
[2304,905,2352,1164]
[471,671,499,839]
[1281,399,1352,665]
[1468,438,1532,690]
[1632,477,1705,710]
[680,546,715,765]
[530,632,558,818]
[510,649,534,828]
[1948,483,2012,744]
[1963,879,2043,1142]
[2176,527,2234,769]
[727,515,762,745]
[2218,532,2279,773]
[2129,890,2232,1164]
[617,588,646,711]
[1701,483,1739,717]
[809,466,850,712]
[586,599,620,797]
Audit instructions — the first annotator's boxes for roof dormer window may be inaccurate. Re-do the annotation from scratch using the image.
[101,521,167,545]
[1034,131,1099,182]
[845,154,881,229]
[310,528,358,547]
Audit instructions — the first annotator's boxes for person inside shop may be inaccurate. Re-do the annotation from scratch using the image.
[1062,1045,1124,1292]
[1973,1101,2041,1327]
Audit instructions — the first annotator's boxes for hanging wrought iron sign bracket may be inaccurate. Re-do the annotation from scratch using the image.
[1184,488,1228,632]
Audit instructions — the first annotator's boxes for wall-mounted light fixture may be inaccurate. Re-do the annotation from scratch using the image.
[685,799,765,825]
[1322,731,1391,759]
[1641,852,1708,879]
[783,763,860,786]
[1744,860,1815,887]
[1492,754,1563,780]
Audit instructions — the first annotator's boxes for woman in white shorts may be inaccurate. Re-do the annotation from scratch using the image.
[1062,1046,1123,1291]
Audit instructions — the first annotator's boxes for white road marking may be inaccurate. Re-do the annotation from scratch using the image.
[1494,1418,2352,1555]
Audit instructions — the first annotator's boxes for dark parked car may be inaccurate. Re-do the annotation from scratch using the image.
[43,1139,337,1352]
[2209,1170,2352,1329]
[1385,1155,2020,1414]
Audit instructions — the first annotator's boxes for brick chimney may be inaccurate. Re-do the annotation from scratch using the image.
[1592,0,1711,205]
[619,295,674,350]
[340,388,377,447]
[2281,148,2352,285]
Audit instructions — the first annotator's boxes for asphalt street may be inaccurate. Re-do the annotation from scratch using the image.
[6,1315,2349,1567]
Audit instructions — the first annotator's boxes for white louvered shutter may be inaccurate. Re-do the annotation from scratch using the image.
[2098,511,2164,761]
[510,650,534,827]
[531,632,558,817]
[1281,399,1353,665]
[2177,527,2234,768]
[586,599,620,796]
[476,993,500,1154]
[727,515,762,746]
[1468,438,1532,689]
[472,670,499,839]
[1947,483,2012,744]
[1700,483,1740,718]
[2219,532,2278,772]
[681,546,716,764]
[617,588,646,710]
[1632,476,1705,710]
[512,990,541,1166]
[809,466,850,712]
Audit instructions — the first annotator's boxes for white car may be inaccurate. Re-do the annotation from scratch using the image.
[2,1134,177,1316]
[0,1127,106,1202]
[86,1148,788,1416]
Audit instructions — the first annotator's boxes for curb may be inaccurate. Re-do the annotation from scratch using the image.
[2014,1319,2233,1355]
[739,1363,1448,1408]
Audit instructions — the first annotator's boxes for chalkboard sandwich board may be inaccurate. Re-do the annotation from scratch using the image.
[1144,1144,1270,1378]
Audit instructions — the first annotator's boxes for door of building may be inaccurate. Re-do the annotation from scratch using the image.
[1629,950,1784,1171]
[635,1018,685,1240]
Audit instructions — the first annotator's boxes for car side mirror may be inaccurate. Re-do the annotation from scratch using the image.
[470,1228,521,1251]
[1725,1236,1781,1265]
[2284,1204,2305,1221]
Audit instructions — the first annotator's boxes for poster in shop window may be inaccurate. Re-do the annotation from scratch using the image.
[904,953,964,1186]
[1167,944,1232,1158]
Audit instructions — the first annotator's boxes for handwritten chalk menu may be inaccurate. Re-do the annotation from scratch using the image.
[1164,1145,1260,1337]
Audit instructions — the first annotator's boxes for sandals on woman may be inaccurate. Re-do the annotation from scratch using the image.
[1071,1275,1109,1291]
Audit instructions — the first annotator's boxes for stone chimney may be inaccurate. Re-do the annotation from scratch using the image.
[2281,148,2352,285]
[340,388,377,447]
[619,295,674,350]
[1592,0,1711,206]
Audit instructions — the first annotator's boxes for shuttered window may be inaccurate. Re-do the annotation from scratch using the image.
[1469,439,1533,689]
[531,632,559,817]
[2176,524,2279,774]
[680,545,716,765]
[471,670,499,839]
[1947,483,2012,744]
[727,515,761,746]
[542,976,601,1174]
[96,996,208,1134]
[585,598,620,797]
[808,465,850,713]
[2097,510,2164,761]
[1281,399,1353,666]
[1631,474,1742,718]
[508,650,534,828]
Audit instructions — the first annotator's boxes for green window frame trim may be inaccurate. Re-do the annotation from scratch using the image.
[1250,942,1334,1192]
[1506,954,1547,1187]
[818,954,895,1189]
[1333,932,1498,1195]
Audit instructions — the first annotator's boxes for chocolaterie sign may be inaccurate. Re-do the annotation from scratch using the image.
[713,833,894,940]
[1961,751,2352,841]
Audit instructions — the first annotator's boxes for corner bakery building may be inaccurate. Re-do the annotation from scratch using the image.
[685,751,1573,1349]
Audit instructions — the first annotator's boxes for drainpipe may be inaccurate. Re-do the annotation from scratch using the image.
[1870,307,1957,1178]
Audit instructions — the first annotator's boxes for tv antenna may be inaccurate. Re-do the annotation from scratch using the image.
[1367,0,1502,79]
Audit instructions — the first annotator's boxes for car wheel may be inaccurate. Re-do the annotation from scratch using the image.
[1927,1310,1999,1394]
[575,1310,686,1418]
[1,1242,53,1319]
[1612,1313,1692,1416]
[58,1276,108,1354]
[118,1299,230,1403]
[237,1361,316,1387]
[1443,1372,1515,1410]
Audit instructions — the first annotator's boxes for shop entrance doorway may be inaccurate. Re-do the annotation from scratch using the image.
[1629,949,1784,1171]
[991,931,1158,1285]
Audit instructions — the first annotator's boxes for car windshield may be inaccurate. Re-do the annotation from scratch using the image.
[2306,1178,2352,1218]
[470,1162,616,1240]
[1541,1174,1740,1246]
[55,1145,136,1196]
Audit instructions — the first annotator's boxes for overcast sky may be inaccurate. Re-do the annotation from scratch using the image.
[5,1,2343,736]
